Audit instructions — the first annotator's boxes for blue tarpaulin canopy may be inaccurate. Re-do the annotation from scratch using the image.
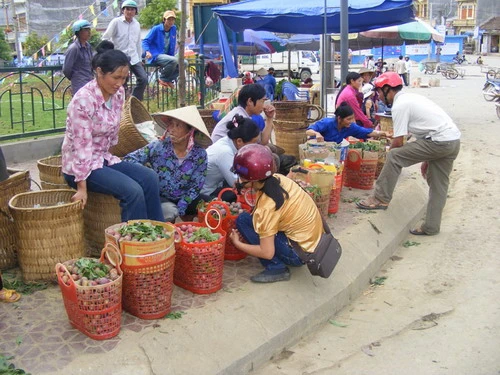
[212,0,415,34]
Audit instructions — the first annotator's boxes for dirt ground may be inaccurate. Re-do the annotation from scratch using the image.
[254,57,500,375]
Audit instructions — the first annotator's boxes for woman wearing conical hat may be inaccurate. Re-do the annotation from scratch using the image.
[123,106,212,222]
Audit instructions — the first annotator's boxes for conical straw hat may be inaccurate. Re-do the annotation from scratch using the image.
[152,105,212,146]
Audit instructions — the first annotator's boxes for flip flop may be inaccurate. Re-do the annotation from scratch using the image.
[0,289,21,303]
[356,198,389,210]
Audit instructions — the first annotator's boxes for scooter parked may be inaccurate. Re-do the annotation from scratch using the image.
[483,76,500,102]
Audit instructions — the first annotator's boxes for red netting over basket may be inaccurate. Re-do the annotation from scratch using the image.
[121,254,175,319]
[104,220,176,320]
[343,149,378,190]
[56,245,123,340]
[197,198,250,261]
[328,174,343,214]
[174,222,225,294]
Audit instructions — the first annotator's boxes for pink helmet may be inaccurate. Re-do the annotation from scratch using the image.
[233,144,274,181]
[374,72,403,88]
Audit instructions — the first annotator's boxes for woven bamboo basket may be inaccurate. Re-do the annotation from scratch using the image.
[0,170,31,270]
[8,189,85,281]
[274,128,307,159]
[198,108,218,135]
[379,115,393,134]
[84,192,122,257]
[273,119,310,131]
[273,101,324,123]
[37,155,68,190]
[314,193,330,217]
[109,97,151,157]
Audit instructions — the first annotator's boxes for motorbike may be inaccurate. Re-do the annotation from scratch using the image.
[452,54,468,65]
[483,77,500,102]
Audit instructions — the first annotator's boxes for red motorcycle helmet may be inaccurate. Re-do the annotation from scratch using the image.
[374,72,403,88]
[233,144,274,181]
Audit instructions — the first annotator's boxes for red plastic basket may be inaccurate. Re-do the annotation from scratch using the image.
[105,220,177,320]
[55,245,123,340]
[343,150,377,190]
[197,199,250,261]
[328,174,343,214]
[173,222,226,294]
[121,253,175,319]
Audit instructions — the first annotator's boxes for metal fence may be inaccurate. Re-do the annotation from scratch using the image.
[0,57,221,142]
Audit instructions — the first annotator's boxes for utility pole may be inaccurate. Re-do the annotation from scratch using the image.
[9,0,22,61]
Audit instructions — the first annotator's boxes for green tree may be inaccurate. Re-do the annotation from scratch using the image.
[0,28,12,61]
[139,0,178,29]
[59,29,102,51]
[23,32,51,56]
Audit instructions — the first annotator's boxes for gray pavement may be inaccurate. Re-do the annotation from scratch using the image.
[2,148,427,375]
[5,54,498,374]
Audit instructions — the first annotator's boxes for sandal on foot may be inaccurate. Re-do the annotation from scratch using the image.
[356,197,389,210]
[0,288,21,303]
[409,228,434,236]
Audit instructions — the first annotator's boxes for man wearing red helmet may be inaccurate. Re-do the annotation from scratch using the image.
[229,144,324,283]
[357,72,461,236]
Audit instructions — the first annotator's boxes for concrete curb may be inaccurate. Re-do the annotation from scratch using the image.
[52,174,427,375]
[2,135,64,164]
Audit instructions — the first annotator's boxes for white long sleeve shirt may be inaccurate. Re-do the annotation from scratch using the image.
[102,16,142,65]
[201,136,238,196]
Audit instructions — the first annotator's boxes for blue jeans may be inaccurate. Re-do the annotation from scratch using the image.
[236,212,303,271]
[64,161,165,222]
[155,54,179,82]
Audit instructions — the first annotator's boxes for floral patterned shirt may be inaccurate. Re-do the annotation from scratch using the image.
[123,138,207,215]
[61,79,124,182]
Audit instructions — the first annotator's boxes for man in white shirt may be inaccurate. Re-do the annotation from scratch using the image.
[357,72,461,236]
[404,55,411,85]
[102,0,147,100]
[394,55,408,86]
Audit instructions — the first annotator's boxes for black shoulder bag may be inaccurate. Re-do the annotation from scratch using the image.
[290,218,342,278]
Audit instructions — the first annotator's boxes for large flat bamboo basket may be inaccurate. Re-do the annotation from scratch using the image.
[37,155,68,189]
[274,128,308,159]
[8,189,85,281]
[109,97,151,157]
[273,119,310,131]
[0,169,30,270]
[273,101,324,123]
[84,192,122,257]
[198,108,218,136]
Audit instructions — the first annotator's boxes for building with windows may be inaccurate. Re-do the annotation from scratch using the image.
[452,0,477,35]
[0,0,27,59]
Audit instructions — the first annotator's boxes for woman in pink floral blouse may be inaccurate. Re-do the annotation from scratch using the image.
[61,48,164,221]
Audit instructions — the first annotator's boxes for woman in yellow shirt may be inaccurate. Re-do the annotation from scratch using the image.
[229,144,324,283]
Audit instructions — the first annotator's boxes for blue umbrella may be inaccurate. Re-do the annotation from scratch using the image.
[213,0,414,34]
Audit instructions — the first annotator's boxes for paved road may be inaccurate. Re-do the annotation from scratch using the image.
[254,57,500,375]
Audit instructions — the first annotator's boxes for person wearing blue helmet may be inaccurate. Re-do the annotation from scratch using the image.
[102,0,148,101]
[62,20,94,95]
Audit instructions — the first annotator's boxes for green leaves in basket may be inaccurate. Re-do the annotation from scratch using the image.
[74,258,109,280]
[118,221,171,242]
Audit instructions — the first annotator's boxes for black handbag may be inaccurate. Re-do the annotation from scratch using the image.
[291,218,342,278]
